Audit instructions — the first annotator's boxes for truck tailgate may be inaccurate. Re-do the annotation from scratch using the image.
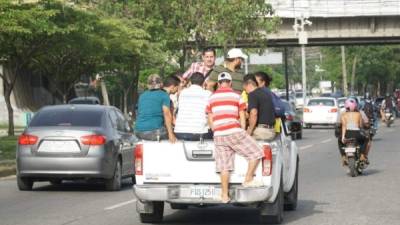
[140,140,265,184]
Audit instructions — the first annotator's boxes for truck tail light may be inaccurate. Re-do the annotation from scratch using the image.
[303,108,310,113]
[81,135,106,145]
[262,145,273,176]
[329,108,338,113]
[135,144,143,175]
[18,134,38,145]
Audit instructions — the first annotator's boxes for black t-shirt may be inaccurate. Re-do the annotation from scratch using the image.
[248,88,275,126]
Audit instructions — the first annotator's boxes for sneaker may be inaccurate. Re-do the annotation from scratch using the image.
[242,180,264,188]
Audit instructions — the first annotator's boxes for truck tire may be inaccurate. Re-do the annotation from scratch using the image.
[17,176,33,191]
[105,160,122,191]
[348,157,357,177]
[170,203,188,210]
[139,201,164,223]
[259,175,284,224]
[284,157,299,211]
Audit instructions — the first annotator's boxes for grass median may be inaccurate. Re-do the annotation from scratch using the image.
[0,136,17,177]
[0,136,17,161]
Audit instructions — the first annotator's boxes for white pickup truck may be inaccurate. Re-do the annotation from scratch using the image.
[133,125,299,224]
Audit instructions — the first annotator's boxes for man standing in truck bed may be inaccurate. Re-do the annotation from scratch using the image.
[206,72,264,203]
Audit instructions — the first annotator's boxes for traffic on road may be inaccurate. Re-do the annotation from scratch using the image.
[1,1,400,225]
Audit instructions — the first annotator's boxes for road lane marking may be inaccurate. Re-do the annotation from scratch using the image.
[104,199,137,211]
[321,138,332,144]
[300,144,314,150]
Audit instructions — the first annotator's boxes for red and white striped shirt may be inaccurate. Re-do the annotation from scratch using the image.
[182,62,212,79]
[206,87,246,136]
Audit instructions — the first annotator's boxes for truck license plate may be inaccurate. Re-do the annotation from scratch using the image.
[190,186,219,198]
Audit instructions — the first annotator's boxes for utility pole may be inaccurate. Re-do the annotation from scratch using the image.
[96,74,110,106]
[284,47,289,101]
[341,46,348,96]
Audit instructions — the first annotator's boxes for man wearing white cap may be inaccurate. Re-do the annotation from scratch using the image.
[206,48,248,92]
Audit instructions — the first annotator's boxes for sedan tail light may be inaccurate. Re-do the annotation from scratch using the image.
[286,114,294,121]
[80,135,106,145]
[18,134,38,145]
[135,144,143,175]
[329,108,338,113]
[262,145,273,176]
[303,108,310,113]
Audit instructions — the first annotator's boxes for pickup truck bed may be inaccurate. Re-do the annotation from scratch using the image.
[133,128,299,224]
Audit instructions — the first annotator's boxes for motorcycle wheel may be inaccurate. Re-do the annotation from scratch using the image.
[348,157,357,177]
[386,121,391,127]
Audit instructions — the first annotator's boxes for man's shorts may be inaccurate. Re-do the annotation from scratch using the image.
[253,127,276,141]
[213,130,264,172]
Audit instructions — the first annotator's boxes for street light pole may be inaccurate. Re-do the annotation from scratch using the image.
[293,16,312,107]
[301,45,307,106]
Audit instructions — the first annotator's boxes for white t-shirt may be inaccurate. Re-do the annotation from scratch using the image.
[174,85,212,134]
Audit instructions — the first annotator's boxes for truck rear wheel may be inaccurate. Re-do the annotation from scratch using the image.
[284,157,299,211]
[139,201,164,223]
[259,174,284,224]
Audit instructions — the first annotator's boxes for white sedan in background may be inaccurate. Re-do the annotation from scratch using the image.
[303,97,340,128]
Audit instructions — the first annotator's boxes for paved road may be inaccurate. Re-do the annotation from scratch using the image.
[1,121,400,225]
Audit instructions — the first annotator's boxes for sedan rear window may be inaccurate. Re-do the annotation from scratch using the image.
[308,99,335,107]
[29,109,104,127]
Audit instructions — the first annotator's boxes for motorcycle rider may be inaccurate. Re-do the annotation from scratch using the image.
[380,94,394,122]
[340,98,368,164]
[361,93,375,164]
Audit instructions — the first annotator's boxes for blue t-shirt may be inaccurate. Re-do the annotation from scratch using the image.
[135,90,170,132]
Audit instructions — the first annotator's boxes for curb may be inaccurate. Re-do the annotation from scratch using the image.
[0,160,16,178]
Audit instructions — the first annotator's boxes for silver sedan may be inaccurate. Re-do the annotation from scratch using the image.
[16,104,138,191]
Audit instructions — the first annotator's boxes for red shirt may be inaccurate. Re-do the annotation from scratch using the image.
[206,87,246,136]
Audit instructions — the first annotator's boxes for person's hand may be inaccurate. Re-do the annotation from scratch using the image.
[168,134,177,144]
[341,137,346,143]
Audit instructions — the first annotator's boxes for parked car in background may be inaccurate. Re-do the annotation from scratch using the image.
[282,100,303,139]
[68,96,101,105]
[278,92,297,110]
[337,97,347,113]
[16,105,137,191]
[294,91,308,109]
[303,97,340,128]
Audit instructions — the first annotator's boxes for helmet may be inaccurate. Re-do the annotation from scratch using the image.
[345,98,357,112]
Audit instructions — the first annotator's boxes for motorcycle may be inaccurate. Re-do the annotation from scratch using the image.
[384,109,394,127]
[343,138,367,177]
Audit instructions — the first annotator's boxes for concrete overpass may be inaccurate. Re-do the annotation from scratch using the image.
[249,0,400,47]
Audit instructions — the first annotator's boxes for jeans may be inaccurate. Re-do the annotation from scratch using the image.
[135,127,167,141]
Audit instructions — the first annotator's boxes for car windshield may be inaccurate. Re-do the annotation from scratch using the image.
[338,99,346,105]
[295,93,303,98]
[29,109,104,127]
[308,99,335,107]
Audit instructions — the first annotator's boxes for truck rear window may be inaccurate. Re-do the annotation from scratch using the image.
[29,109,104,127]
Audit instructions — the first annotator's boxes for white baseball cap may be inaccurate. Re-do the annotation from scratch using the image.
[217,72,232,81]
[227,48,248,59]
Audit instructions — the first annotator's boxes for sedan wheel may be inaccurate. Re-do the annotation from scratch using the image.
[105,160,122,191]
[17,176,33,191]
